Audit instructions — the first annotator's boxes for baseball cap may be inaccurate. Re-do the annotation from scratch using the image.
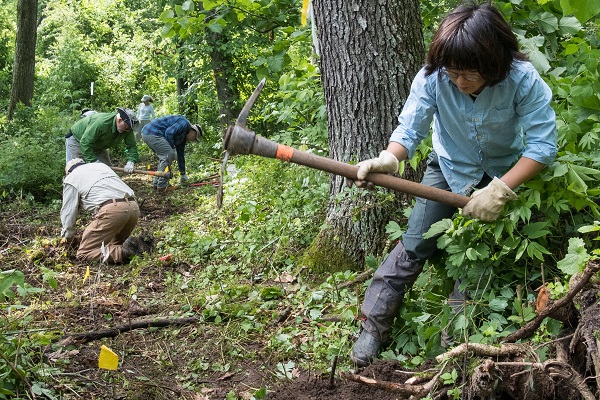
[116,108,138,129]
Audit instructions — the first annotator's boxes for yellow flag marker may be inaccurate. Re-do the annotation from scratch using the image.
[83,265,90,284]
[301,0,310,26]
[98,345,119,370]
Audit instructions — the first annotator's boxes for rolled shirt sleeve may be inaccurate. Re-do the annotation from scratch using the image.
[60,184,80,239]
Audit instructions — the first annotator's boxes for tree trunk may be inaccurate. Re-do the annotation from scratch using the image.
[305,0,424,272]
[8,0,38,120]
[207,30,241,128]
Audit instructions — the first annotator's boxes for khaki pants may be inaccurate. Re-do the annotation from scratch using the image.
[77,200,140,263]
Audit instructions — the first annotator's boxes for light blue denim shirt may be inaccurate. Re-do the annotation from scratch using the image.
[389,61,557,195]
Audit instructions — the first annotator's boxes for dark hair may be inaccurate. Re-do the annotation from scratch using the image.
[425,3,527,85]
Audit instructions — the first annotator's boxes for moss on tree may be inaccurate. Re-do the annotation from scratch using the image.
[300,228,361,274]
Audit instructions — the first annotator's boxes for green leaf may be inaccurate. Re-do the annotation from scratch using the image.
[489,298,508,312]
[522,221,550,239]
[207,22,223,33]
[385,220,404,241]
[454,314,467,330]
[538,12,558,33]
[526,241,551,261]
[518,35,551,73]
[561,0,600,24]
[161,24,176,38]
[160,10,175,20]
[558,16,582,35]
[557,237,590,275]
[423,219,453,238]
[182,0,195,12]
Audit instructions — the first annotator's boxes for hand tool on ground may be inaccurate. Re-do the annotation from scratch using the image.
[190,173,220,187]
[218,79,470,209]
[111,167,172,179]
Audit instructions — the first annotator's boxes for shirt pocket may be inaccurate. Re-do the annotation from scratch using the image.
[484,107,516,133]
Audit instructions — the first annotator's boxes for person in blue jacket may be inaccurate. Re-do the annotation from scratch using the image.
[350,3,557,367]
[141,115,201,191]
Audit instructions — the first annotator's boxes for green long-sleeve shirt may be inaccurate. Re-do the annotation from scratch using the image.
[70,112,139,163]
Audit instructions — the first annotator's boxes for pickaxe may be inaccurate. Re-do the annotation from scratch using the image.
[218,79,470,209]
[111,167,172,179]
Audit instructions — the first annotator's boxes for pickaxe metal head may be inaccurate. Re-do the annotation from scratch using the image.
[217,78,266,208]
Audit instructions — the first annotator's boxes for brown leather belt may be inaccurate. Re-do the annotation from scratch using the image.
[98,198,135,209]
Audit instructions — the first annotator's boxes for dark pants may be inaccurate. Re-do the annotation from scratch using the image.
[360,153,490,342]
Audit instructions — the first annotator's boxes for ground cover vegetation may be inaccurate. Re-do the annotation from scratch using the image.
[0,0,599,398]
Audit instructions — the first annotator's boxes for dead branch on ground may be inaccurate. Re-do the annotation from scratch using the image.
[57,315,200,346]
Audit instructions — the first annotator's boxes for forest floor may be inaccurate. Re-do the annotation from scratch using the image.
[1,174,413,400]
[4,172,600,400]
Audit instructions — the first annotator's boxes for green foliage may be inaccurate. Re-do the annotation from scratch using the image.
[0,106,65,201]
[0,268,59,399]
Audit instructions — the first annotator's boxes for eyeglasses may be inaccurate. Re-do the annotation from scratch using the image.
[443,69,482,82]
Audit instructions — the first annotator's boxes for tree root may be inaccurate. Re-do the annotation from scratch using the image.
[435,342,527,363]
[340,370,442,399]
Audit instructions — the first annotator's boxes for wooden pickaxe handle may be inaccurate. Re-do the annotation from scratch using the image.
[224,125,470,208]
[111,167,172,178]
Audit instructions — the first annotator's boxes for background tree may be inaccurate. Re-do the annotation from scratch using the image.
[303,0,425,271]
[7,0,37,120]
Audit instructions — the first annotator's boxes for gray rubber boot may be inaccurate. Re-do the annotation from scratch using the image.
[351,242,425,366]
[350,330,381,367]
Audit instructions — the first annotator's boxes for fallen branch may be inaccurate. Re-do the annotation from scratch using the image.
[504,260,600,343]
[58,315,200,345]
[435,342,527,363]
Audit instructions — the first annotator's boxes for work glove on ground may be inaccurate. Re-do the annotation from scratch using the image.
[462,177,518,222]
[123,161,135,173]
[352,150,399,189]
[179,174,189,185]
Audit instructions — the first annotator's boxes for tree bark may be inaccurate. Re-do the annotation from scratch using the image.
[8,0,38,120]
[308,0,424,271]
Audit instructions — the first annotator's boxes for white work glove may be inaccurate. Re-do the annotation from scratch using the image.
[124,161,135,173]
[356,150,399,181]
[462,177,518,222]
[179,174,189,185]
[352,150,399,188]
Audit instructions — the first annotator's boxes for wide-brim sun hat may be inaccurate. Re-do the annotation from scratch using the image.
[65,158,85,175]
[191,124,202,137]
